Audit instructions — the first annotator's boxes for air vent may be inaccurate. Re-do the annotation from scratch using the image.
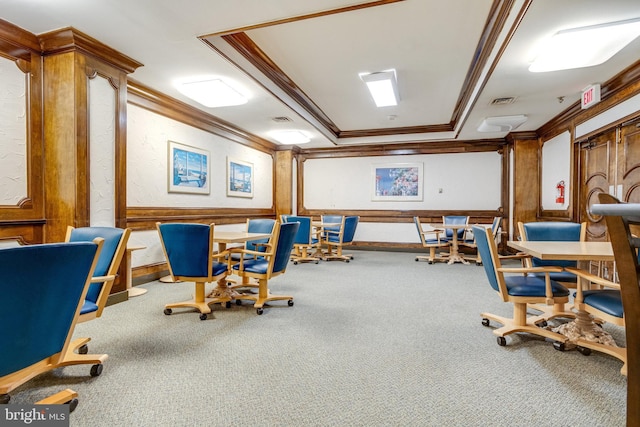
[490,97,516,105]
[272,116,293,123]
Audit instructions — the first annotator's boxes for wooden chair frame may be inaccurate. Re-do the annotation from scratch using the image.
[157,222,232,320]
[475,226,570,347]
[413,216,449,264]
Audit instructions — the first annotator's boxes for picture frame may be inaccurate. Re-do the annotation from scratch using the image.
[168,141,210,194]
[372,163,423,201]
[227,157,254,198]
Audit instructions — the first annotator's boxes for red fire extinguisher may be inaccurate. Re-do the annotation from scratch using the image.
[556,181,565,204]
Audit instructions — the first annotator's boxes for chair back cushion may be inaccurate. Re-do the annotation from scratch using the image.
[68,227,125,303]
[413,217,426,245]
[285,216,312,244]
[158,223,211,278]
[443,216,468,238]
[0,242,97,377]
[321,215,343,234]
[273,222,300,274]
[473,226,500,292]
[491,217,502,236]
[342,216,359,243]
[246,219,276,252]
[522,222,582,268]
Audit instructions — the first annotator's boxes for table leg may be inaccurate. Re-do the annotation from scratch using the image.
[447,231,469,265]
[207,242,242,299]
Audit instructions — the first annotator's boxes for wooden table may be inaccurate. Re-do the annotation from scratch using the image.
[507,240,615,347]
[507,241,614,261]
[160,231,272,295]
[431,223,469,264]
[206,231,272,299]
[311,221,341,259]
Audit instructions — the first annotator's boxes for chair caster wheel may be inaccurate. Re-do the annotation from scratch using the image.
[1,394,10,404]
[90,364,103,377]
[537,320,548,328]
[164,308,172,315]
[293,261,298,265]
[288,300,294,307]
[256,308,264,315]
[68,398,79,413]
[225,301,231,308]
[78,344,89,354]
[481,318,490,327]
[199,313,208,321]
[236,300,242,306]
[577,346,592,356]
[415,258,419,262]
[553,341,566,351]
[497,336,507,346]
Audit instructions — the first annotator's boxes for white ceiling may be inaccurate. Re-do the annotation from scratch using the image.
[2,0,640,149]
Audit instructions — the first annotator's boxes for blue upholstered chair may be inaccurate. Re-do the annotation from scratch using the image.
[231,221,299,315]
[157,222,231,320]
[442,215,469,241]
[474,225,570,347]
[58,226,130,377]
[322,216,359,262]
[518,221,586,285]
[518,221,585,320]
[413,216,449,264]
[284,215,320,264]
[230,218,276,262]
[0,240,102,407]
[459,216,502,265]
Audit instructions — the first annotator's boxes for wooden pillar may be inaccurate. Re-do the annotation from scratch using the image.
[275,149,294,218]
[40,28,142,243]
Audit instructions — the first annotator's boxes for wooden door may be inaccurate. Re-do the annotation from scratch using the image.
[619,120,640,203]
[579,129,615,241]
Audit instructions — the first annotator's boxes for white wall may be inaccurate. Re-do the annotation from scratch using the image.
[541,131,571,211]
[303,152,502,243]
[0,56,27,205]
[127,104,273,267]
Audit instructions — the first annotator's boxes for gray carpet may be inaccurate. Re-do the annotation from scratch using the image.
[12,250,626,426]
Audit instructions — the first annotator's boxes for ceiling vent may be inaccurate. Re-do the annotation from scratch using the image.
[490,97,516,105]
[477,115,527,132]
[272,116,293,123]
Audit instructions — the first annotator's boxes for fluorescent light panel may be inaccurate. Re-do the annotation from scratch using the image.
[529,17,640,72]
[360,69,399,107]
[177,78,247,107]
[271,130,310,145]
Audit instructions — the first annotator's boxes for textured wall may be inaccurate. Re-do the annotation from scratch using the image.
[0,57,27,205]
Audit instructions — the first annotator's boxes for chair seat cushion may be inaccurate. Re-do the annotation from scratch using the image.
[581,289,624,319]
[504,275,569,297]
[232,259,268,274]
[212,261,228,276]
[80,300,99,315]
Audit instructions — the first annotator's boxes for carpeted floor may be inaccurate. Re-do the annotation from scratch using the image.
[11,250,627,426]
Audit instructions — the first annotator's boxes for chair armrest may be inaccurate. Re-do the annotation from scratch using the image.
[497,266,563,274]
[564,266,620,289]
[212,249,231,261]
[91,274,116,283]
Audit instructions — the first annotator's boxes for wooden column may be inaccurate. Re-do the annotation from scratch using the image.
[39,28,142,243]
[275,149,294,218]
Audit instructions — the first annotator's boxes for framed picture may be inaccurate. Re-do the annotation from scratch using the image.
[227,157,254,198]
[168,141,210,194]
[372,163,423,201]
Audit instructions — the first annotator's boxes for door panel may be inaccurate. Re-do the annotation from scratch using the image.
[621,121,640,203]
[580,131,614,241]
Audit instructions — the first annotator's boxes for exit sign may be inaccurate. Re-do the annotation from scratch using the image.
[581,84,601,109]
